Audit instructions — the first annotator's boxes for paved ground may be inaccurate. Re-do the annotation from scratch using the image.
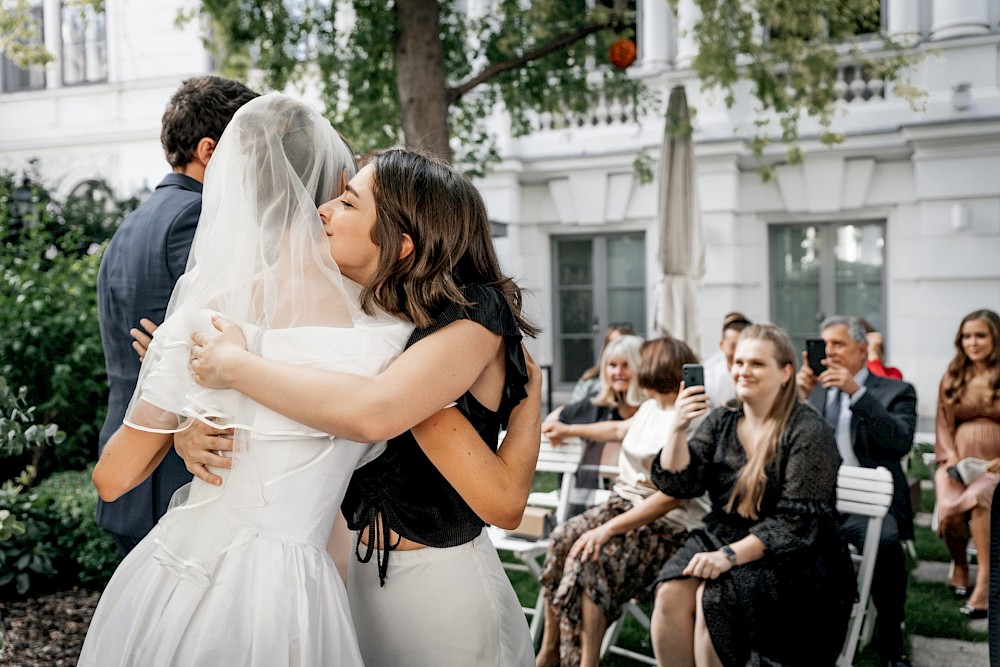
[911,635,989,666]
[911,559,989,666]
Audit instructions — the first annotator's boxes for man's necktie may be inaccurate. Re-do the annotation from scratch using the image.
[825,387,841,430]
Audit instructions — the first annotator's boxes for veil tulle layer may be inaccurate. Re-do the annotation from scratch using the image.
[125,93,359,435]
[121,93,365,583]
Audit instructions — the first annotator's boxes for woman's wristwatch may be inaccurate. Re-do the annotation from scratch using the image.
[720,544,738,566]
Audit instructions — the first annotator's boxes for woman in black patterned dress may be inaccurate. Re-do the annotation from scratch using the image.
[649,323,855,666]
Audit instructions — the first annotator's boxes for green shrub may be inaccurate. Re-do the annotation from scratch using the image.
[33,466,120,587]
[0,377,65,595]
[0,467,57,595]
[0,167,137,478]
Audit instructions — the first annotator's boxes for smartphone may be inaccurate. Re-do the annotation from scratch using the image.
[682,363,704,391]
[806,338,826,375]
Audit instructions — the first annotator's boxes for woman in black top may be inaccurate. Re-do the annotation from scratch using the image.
[649,323,854,666]
[186,149,540,666]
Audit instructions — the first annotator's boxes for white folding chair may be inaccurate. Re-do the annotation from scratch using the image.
[600,596,656,664]
[524,437,587,524]
[490,436,586,641]
[836,465,893,667]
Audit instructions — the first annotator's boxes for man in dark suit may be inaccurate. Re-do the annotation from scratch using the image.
[797,315,917,667]
[96,76,258,555]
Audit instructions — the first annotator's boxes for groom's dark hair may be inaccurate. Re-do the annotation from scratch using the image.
[161,76,259,168]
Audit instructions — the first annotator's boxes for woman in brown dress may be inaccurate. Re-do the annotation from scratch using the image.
[935,309,1000,618]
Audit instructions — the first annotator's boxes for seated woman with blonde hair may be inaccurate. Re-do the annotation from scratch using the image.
[649,323,854,666]
[543,334,646,502]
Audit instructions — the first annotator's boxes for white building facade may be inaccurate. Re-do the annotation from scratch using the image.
[1,0,998,422]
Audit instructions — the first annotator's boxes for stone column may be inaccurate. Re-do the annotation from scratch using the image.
[886,0,923,45]
[639,0,673,68]
[675,0,700,69]
[930,0,990,40]
[42,0,62,90]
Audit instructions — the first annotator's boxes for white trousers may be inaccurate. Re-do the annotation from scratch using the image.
[348,529,534,667]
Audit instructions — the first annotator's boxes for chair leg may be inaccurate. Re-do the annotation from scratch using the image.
[859,598,878,647]
[601,600,657,664]
[600,618,623,659]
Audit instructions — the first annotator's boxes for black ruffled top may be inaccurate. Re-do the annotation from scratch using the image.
[342,283,529,585]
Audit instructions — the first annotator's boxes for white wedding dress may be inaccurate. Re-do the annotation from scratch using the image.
[79,309,412,667]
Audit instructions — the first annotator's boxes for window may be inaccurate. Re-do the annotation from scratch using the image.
[61,1,107,85]
[552,232,646,385]
[1,5,46,93]
[769,221,886,353]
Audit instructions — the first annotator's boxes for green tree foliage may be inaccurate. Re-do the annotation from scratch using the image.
[189,0,652,172]
[676,0,920,171]
[1,0,918,175]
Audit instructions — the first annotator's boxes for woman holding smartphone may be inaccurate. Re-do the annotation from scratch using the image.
[648,323,854,666]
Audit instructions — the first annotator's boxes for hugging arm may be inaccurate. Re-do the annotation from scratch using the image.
[409,346,543,529]
[192,316,502,443]
[93,426,173,502]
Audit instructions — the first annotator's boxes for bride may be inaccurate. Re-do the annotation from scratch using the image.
[78,94,409,666]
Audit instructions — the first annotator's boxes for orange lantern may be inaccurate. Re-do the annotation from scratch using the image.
[608,38,637,69]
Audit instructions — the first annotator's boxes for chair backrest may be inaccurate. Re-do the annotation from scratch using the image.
[836,465,893,667]
[534,436,586,474]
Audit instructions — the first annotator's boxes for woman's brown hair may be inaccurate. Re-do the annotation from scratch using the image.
[637,336,698,395]
[359,149,539,336]
[725,323,798,520]
[942,309,1000,404]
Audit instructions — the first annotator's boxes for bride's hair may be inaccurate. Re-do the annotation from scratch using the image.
[129,94,361,434]
[359,149,539,336]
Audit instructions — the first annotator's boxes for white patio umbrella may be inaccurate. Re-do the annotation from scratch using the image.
[651,85,705,351]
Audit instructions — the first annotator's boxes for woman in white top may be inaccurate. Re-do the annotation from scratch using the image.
[536,337,710,667]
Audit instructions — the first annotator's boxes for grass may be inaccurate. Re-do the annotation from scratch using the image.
[500,447,986,665]
[912,525,952,563]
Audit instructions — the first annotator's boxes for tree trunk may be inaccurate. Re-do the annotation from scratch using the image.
[393,0,452,162]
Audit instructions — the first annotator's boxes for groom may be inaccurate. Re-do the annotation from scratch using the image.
[96,76,258,555]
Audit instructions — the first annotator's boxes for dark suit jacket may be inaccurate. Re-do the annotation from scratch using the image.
[95,173,201,540]
[808,373,918,539]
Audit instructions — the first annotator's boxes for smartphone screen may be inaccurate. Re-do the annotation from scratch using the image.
[682,363,704,390]
[806,338,826,375]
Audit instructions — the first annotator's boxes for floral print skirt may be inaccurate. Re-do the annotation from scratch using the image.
[539,493,687,666]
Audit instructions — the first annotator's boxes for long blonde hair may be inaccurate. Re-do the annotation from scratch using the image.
[591,334,646,409]
[725,324,798,520]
